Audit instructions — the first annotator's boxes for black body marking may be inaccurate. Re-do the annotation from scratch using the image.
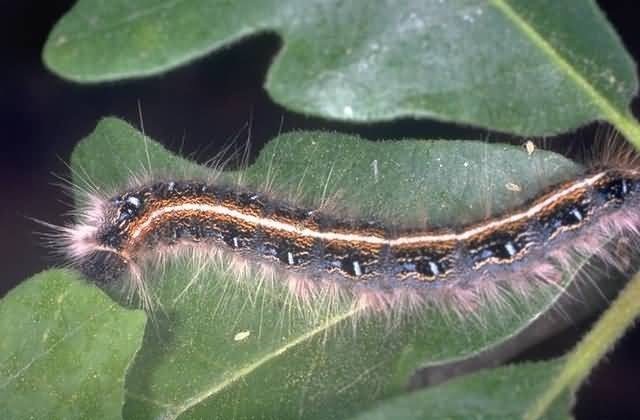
[81,170,640,288]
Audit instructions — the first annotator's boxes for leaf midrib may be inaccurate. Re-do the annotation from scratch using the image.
[131,306,361,419]
[489,0,640,146]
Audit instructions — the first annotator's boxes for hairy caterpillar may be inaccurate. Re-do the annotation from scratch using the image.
[50,130,640,319]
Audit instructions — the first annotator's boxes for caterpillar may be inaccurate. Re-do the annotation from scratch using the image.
[51,131,640,318]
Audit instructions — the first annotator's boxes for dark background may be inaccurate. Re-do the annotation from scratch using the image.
[2,2,639,418]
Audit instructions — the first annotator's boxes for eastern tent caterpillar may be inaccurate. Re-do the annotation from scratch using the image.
[47,128,640,321]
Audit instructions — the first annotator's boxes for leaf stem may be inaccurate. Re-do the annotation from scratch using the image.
[524,270,640,420]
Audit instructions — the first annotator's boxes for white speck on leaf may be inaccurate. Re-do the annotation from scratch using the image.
[505,182,522,192]
[234,331,251,341]
[525,141,536,155]
[371,160,379,183]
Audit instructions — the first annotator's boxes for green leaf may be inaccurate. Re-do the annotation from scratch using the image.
[0,269,147,420]
[347,359,570,420]
[44,1,638,136]
[70,118,583,419]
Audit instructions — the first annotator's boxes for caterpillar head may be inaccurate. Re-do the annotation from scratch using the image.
[65,191,146,283]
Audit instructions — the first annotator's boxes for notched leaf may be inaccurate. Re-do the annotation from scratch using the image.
[69,118,581,419]
[44,1,637,134]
